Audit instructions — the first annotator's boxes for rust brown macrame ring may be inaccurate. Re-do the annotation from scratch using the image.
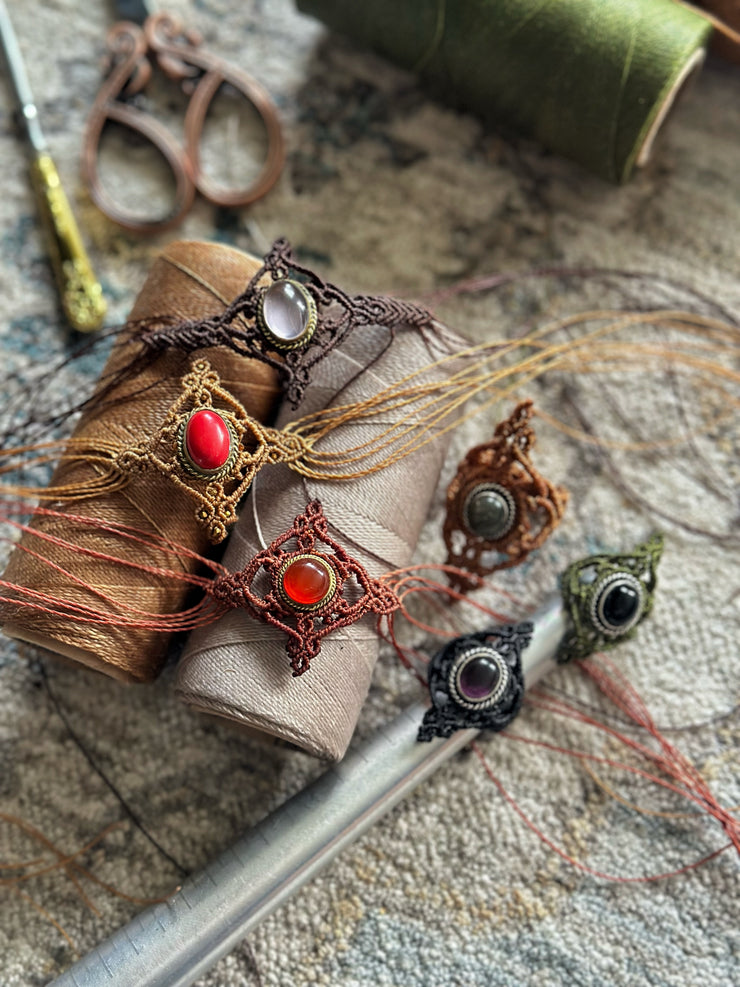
[210,500,400,676]
[443,400,569,590]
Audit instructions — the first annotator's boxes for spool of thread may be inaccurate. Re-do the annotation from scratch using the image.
[0,242,280,682]
[176,319,465,760]
[296,0,712,182]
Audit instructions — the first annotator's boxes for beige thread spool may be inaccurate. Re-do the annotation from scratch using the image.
[176,317,466,760]
[0,242,281,682]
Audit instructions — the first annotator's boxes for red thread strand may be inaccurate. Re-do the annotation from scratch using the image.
[467,654,740,880]
[526,675,740,850]
[473,742,733,882]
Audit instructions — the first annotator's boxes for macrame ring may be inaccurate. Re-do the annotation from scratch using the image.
[177,408,239,480]
[449,644,512,710]
[256,278,318,351]
[556,533,663,663]
[590,570,645,638]
[418,623,530,741]
[461,481,517,542]
[276,552,338,613]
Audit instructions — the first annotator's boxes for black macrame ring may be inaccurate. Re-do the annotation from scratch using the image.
[418,622,532,742]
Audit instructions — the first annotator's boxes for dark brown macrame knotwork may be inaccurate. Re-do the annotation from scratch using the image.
[134,238,438,406]
[443,401,569,590]
[210,500,400,675]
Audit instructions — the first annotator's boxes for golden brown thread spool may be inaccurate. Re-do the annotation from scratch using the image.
[0,242,280,682]
[176,318,466,760]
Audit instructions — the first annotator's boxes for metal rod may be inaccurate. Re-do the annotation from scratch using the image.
[0,0,46,152]
[0,0,106,332]
[51,594,565,987]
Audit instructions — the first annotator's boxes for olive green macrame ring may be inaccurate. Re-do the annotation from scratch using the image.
[556,533,664,663]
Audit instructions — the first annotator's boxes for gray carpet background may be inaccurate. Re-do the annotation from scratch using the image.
[0,2,738,985]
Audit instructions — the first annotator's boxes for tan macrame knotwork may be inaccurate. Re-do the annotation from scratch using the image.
[443,400,568,590]
[116,359,307,542]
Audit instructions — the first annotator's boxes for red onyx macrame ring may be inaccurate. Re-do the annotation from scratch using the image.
[210,500,399,676]
[178,408,239,479]
[115,359,306,544]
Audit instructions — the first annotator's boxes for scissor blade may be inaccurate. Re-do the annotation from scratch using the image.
[0,0,47,152]
[113,0,151,26]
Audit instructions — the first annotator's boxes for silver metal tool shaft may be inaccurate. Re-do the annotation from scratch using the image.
[0,0,106,332]
[0,0,46,152]
[52,595,565,987]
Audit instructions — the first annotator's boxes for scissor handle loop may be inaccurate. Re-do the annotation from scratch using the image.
[146,12,285,209]
[184,66,285,208]
[81,20,196,234]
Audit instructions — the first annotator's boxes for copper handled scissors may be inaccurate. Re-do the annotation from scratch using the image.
[82,0,285,235]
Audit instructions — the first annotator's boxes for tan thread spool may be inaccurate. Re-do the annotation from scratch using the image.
[176,318,466,760]
[0,242,280,682]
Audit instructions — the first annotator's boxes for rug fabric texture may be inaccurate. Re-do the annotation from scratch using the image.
[0,2,738,985]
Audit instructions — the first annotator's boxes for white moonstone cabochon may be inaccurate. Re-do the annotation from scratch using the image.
[262,280,310,341]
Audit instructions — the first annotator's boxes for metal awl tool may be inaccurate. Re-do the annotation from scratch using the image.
[0,0,106,332]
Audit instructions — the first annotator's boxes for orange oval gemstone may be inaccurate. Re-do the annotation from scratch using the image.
[185,409,231,472]
[281,556,333,607]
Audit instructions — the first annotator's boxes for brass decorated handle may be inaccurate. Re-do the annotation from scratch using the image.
[30,153,106,332]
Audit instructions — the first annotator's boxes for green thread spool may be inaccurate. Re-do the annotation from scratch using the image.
[296,0,712,182]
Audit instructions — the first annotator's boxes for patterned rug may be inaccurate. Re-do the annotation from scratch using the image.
[0,2,738,985]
